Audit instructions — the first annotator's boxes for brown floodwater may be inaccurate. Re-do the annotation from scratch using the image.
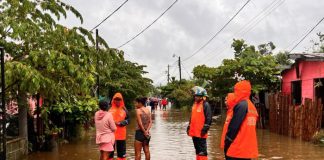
[27,108,324,160]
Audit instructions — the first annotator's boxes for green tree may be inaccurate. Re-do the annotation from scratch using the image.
[194,39,281,98]
[97,49,153,106]
[312,32,324,52]
[274,51,292,66]
[0,0,153,150]
[160,80,194,108]
[1,0,96,143]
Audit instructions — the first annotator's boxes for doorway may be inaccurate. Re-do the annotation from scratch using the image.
[314,78,324,128]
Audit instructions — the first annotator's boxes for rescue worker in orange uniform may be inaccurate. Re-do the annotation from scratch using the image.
[187,86,212,160]
[220,93,236,149]
[108,93,130,160]
[224,80,259,160]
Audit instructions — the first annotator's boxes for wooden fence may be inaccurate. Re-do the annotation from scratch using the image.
[269,93,323,141]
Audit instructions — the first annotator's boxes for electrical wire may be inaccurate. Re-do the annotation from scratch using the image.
[289,17,324,53]
[117,0,179,48]
[239,0,285,36]
[181,63,192,79]
[182,0,252,62]
[90,0,129,31]
[185,0,285,67]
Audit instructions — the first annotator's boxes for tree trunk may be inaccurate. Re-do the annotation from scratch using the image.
[17,91,28,142]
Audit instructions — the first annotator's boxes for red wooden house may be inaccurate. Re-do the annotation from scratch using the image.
[281,53,324,105]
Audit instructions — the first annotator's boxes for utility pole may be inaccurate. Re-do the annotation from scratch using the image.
[167,64,170,83]
[0,46,6,160]
[178,56,182,82]
[96,29,100,98]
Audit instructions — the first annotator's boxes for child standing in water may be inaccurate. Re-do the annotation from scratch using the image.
[134,97,152,160]
[95,100,117,160]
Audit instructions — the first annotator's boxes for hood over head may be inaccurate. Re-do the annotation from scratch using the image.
[226,93,237,110]
[234,80,251,102]
[112,92,125,108]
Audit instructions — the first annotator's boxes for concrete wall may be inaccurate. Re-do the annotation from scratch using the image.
[6,138,27,160]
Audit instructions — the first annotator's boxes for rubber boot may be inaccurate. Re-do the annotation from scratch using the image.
[197,155,208,160]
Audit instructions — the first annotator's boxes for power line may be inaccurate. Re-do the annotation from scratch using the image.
[239,0,284,36]
[181,63,192,79]
[182,0,252,62]
[169,59,178,67]
[90,0,129,31]
[170,65,178,79]
[207,0,285,64]
[289,17,324,53]
[185,0,284,67]
[117,0,179,48]
[202,0,283,66]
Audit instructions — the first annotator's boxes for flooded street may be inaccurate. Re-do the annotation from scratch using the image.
[27,108,324,160]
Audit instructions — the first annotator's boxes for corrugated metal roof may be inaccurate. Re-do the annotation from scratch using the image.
[289,53,324,60]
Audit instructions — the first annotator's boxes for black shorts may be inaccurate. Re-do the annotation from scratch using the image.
[192,137,207,156]
[109,140,126,158]
[135,130,150,143]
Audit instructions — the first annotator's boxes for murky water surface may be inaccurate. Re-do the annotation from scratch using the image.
[27,108,324,160]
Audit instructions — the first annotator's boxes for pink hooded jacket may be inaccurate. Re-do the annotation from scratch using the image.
[95,110,116,144]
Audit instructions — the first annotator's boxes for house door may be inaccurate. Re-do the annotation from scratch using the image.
[314,78,324,128]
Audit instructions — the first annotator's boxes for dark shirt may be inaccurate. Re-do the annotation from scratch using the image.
[203,102,212,126]
[224,100,248,153]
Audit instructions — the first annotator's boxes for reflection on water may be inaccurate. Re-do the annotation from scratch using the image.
[27,109,324,160]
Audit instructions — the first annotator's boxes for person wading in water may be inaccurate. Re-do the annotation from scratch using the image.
[224,80,259,160]
[187,86,212,160]
[95,100,117,160]
[134,97,152,160]
[108,93,130,160]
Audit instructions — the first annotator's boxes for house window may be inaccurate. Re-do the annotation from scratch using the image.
[291,81,301,105]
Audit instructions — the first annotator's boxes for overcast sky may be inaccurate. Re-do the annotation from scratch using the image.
[61,0,324,85]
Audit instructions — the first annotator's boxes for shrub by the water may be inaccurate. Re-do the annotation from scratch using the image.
[312,130,324,147]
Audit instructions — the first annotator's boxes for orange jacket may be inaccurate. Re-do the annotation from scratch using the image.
[108,93,129,140]
[227,100,258,158]
[189,101,212,138]
[220,93,236,149]
[225,80,259,158]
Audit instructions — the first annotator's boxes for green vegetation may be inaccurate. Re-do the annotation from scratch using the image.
[312,32,324,52]
[312,130,324,147]
[160,80,195,108]
[194,39,282,98]
[0,0,152,151]
[160,39,286,105]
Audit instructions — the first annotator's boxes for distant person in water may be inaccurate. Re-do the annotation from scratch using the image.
[161,98,168,111]
[187,86,212,160]
[151,101,157,114]
[134,97,152,160]
[95,100,117,160]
